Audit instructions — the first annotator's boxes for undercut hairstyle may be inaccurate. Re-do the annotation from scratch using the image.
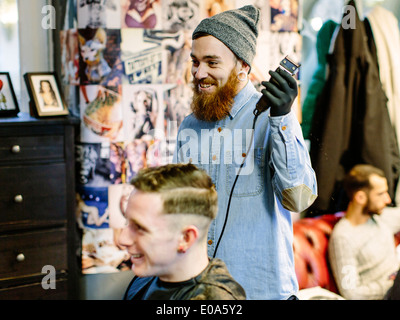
[343,164,385,200]
[131,163,218,220]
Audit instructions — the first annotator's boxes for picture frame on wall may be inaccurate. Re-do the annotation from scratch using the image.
[0,72,20,117]
[24,72,69,117]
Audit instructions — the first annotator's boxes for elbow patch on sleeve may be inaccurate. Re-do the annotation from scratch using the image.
[281,184,317,212]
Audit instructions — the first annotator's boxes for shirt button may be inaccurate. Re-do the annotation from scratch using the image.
[242,153,246,158]
[217,127,222,132]
[208,239,213,245]
[282,126,287,131]
[212,155,217,161]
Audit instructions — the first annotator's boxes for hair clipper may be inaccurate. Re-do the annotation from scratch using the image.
[254,56,300,116]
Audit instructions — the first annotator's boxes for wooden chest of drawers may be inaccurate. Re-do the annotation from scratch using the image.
[0,113,79,299]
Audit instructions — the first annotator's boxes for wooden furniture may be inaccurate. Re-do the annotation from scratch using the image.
[0,113,79,299]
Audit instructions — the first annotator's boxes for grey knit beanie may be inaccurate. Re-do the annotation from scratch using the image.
[192,5,260,67]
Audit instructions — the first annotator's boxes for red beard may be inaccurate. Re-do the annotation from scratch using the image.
[191,69,240,122]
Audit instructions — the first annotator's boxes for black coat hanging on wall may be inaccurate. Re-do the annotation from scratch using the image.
[308,0,400,216]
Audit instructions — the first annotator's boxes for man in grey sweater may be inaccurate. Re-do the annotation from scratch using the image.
[329,164,400,300]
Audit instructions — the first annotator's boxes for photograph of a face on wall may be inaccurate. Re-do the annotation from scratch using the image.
[78,0,121,29]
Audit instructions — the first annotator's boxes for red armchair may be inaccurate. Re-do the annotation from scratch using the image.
[293,212,343,293]
[293,212,400,294]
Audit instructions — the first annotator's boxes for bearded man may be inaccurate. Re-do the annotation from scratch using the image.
[173,5,317,300]
[329,164,400,300]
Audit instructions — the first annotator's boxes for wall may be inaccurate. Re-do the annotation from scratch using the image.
[18,0,53,112]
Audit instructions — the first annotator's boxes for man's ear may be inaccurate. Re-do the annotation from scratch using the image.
[354,190,368,205]
[238,60,250,74]
[177,225,199,254]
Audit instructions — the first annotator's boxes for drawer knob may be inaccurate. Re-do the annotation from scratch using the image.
[14,195,23,203]
[16,253,25,262]
[11,145,21,153]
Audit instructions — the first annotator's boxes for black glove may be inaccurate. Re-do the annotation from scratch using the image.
[260,68,298,117]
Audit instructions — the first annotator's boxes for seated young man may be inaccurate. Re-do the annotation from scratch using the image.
[118,163,246,300]
[329,164,400,300]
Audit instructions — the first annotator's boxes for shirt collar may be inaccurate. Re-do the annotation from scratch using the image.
[228,80,259,119]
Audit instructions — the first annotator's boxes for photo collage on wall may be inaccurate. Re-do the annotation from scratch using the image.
[60,0,302,274]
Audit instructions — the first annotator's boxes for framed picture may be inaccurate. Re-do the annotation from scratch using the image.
[24,72,69,117]
[0,72,19,117]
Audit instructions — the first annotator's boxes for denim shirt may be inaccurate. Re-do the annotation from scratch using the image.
[173,81,317,300]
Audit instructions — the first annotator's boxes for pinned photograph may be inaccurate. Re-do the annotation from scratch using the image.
[78,28,122,86]
[81,227,131,273]
[270,0,299,32]
[80,85,123,142]
[77,0,121,29]
[76,186,110,229]
[76,141,126,188]
[60,29,80,86]
[121,0,162,29]
[124,140,149,182]
[162,0,200,32]
[122,84,165,141]
[121,29,163,85]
